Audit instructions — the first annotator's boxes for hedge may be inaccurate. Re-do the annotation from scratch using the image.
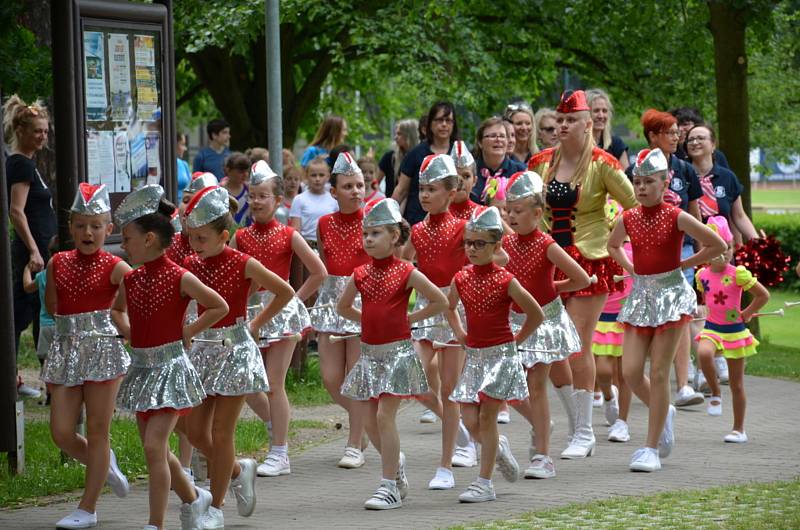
[752,212,800,290]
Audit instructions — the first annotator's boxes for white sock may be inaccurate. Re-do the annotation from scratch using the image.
[477,476,492,487]
[271,444,288,456]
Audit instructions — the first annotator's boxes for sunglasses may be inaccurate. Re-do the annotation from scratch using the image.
[540,127,556,133]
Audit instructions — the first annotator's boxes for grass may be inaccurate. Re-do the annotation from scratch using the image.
[755,289,800,347]
[453,478,800,529]
[751,187,800,209]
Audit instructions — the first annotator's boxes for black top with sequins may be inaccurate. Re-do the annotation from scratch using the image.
[545,180,579,248]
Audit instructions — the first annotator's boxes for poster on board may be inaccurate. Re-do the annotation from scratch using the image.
[114,131,132,192]
[87,130,115,188]
[83,31,108,121]
[134,35,158,121]
[108,33,133,122]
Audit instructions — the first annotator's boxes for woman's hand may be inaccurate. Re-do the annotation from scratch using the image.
[28,249,44,272]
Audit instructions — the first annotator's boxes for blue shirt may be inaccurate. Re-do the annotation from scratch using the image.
[176,158,191,202]
[300,145,329,167]
[35,271,54,327]
[192,146,230,181]
[399,140,455,225]
[700,163,743,223]
[471,155,526,204]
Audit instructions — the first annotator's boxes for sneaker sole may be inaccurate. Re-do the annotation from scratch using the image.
[524,470,555,479]
[629,464,660,472]
[338,460,365,469]
[674,395,704,407]
[608,435,630,443]
[256,467,291,477]
[459,495,496,503]
[428,482,455,490]
[364,501,402,510]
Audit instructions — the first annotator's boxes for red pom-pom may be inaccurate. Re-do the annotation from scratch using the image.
[734,235,792,287]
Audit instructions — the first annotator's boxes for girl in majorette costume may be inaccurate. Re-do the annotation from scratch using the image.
[182,185,294,528]
[503,171,590,479]
[339,198,447,510]
[608,148,725,472]
[112,185,227,530]
[695,216,769,443]
[231,160,326,477]
[449,206,544,503]
[401,153,478,489]
[311,152,372,468]
[527,89,637,460]
[448,140,486,221]
[43,184,131,530]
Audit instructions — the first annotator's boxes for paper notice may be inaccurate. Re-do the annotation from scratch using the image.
[83,31,108,121]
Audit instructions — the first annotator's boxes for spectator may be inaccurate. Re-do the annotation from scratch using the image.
[503,120,517,160]
[534,107,559,152]
[246,147,269,163]
[505,103,536,163]
[586,88,630,171]
[289,156,338,246]
[176,132,191,203]
[378,119,418,199]
[470,116,525,204]
[192,118,231,180]
[300,115,347,167]
[327,144,352,171]
[418,112,428,143]
[281,148,297,168]
[277,165,303,225]
[358,156,385,204]
[670,107,729,168]
[221,151,252,226]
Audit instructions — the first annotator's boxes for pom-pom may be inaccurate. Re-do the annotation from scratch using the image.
[734,235,791,287]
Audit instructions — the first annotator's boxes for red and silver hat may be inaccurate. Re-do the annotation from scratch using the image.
[419,153,457,185]
[184,171,219,194]
[449,140,475,169]
[505,170,544,202]
[250,160,278,186]
[363,198,403,228]
[466,205,503,233]
[71,182,111,215]
[185,185,230,228]
[114,184,164,227]
[170,207,182,233]
[332,152,362,177]
[556,90,590,113]
[633,148,668,177]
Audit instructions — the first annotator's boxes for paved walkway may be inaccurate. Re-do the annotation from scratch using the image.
[2,375,799,529]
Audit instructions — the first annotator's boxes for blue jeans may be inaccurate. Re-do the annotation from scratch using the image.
[681,243,695,287]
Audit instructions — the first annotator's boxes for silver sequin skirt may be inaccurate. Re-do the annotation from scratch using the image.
[248,291,311,347]
[310,274,361,334]
[42,310,131,387]
[450,341,529,403]
[410,286,465,343]
[117,340,206,412]
[188,322,269,396]
[340,339,429,401]
[510,297,581,368]
[618,268,696,328]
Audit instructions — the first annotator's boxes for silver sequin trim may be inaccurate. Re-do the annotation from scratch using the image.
[310,275,361,334]
[510,297,581,367]
[618,268,696,328]
[450,341,529,403]
[411,285,465,343]
[340,339,429,400]
[248,291,311,347]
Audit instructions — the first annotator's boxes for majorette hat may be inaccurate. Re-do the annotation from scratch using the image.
[363,198,403,228]
[466,205,503,233]
[170,208,182,233]
[419,153,457,185]
[332,152,362,177]
[250,160,278,186]
[556,90,590,113]
[505,170,544,202]
[185,186,230,228]
[114,184,164,227]
[183,171,219,194]
[71,183,111,215]
[449,140,475,169]
[633,148,668,177]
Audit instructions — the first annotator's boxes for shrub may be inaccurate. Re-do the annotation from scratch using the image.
[753,212,800,290]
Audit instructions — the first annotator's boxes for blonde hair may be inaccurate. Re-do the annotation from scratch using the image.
[3,94,49,150]
[393,119,419,176]
[310,115,346,151]
[532,107,557,154]
[586,88,613,150]
[544,110,595,189]
[508,108,536,155]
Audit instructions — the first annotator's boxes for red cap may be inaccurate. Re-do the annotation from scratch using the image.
[556,90,590,113]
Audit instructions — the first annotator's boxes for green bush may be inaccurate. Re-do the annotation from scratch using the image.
[752,212,800,290]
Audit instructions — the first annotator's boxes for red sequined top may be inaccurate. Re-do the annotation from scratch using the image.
[455,263,515,348]
[503,229,558,309]
[184,246,250,328]
[410,211,466,287]
[52,249,122,315]
[354,256,415,345]
[318,210,369,276]
[449,199,485,221]
[622,202,683,275]
[236,219,295,281]
[124,255,189,347]
[166,232,194,267]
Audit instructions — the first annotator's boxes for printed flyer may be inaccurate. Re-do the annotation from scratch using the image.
[83,31,108,121]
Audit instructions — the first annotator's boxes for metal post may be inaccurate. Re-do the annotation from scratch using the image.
[266,0,282,177]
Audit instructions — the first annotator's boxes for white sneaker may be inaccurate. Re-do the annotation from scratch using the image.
[495,435,519,482]
[180,487,212,530]
[608,419,631,442]
[658,405,676,458]
[419,409,437,424]
[724,430,748,443]
[197,505,224,530]
[497,410,511,424]
[451,442,478,467]
[674,385,704,407]
[458,481,496,503]
[629,447,661,472]
[428,466,455,490]
[592,392,603,407]
[603,385,619,426]
[364,481,402,510]
[257,451,290,477]
[17,382,41,398]
[396,452,409,499]
[55,509,97,529]
[107,449,130,498]
[338,446,365,469]
[229,458,257,517]
[707,396,723,416]
[528,420,555,460]
[715,356,729,384]
[524,454,555,479]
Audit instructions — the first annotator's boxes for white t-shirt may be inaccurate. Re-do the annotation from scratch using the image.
[289,190,338,241]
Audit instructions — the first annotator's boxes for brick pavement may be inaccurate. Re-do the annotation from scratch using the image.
[2,374,799,529]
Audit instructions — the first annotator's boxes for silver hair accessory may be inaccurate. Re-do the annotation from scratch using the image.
[633,148,669,177]
[250,160,278,186]
[185,186,230,228]
[505,170,544,202]
[363,198,403,228]
[184,172,219,194]
[170,209,182,233]
[466,206,503,233]
[71,183,111,215]
[419,154,457,185]
[449,140,475,169]
[114,184,164,227]
[332,152,363,177]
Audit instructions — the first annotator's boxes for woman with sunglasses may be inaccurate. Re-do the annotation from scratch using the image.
[534,108,559,152]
